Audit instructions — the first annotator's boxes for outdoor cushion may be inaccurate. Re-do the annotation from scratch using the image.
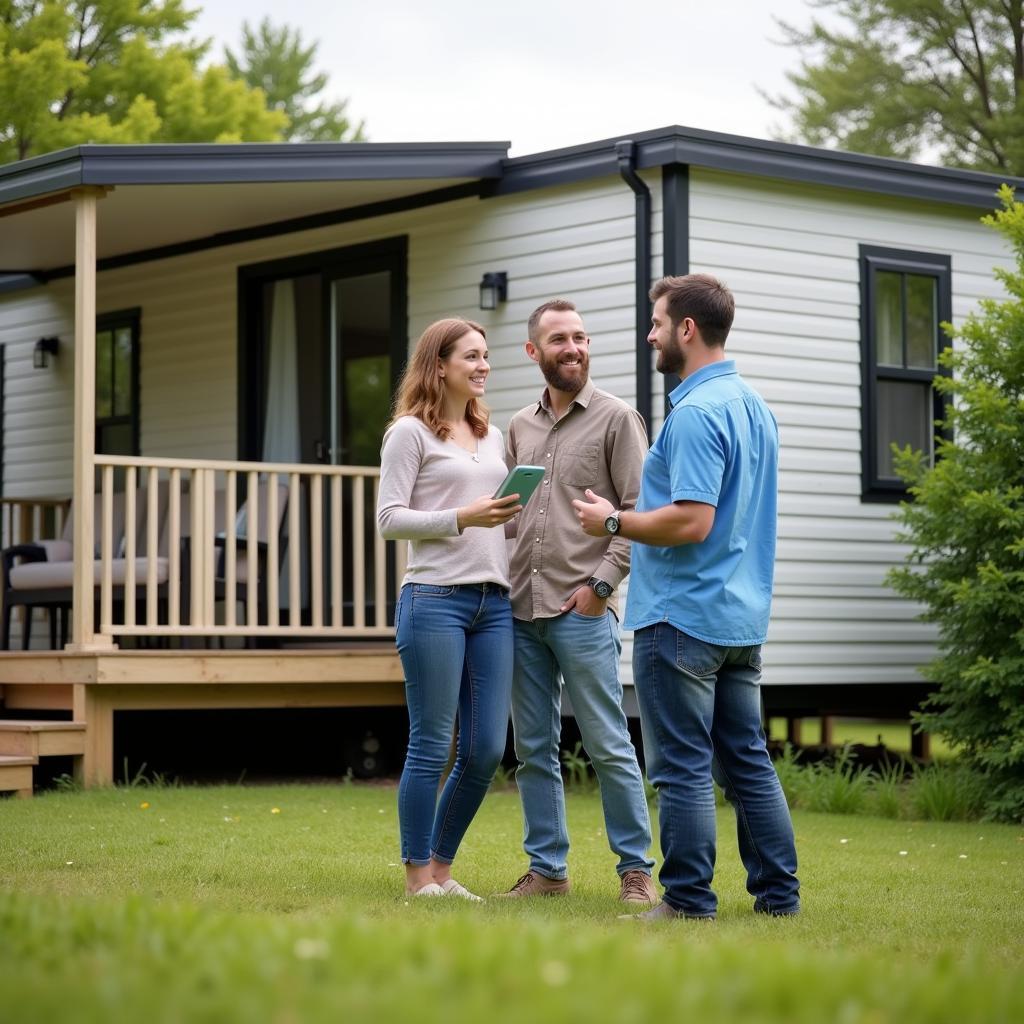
[36,539,72,562]
[9,557,169,590]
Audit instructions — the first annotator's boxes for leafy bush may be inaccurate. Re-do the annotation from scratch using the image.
[888,186,1024,823]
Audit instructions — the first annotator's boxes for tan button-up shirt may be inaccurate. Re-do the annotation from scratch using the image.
[506,378,648,621]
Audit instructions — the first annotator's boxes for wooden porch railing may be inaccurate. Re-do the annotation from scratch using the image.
[0,497,71,550]
[92,455,405,642]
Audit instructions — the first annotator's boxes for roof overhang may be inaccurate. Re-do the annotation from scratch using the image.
[0,141,509,276]
[1,129,1019,289]
[499,125,1021,209]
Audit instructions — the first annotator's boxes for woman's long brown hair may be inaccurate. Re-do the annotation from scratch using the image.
[389,318,490,439]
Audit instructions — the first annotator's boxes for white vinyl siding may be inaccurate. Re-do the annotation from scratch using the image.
[688,168,1012,687]
[1,162,1011,693]
[0,174,656,494]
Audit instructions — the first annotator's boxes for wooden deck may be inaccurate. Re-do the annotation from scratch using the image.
[0,648,405,788]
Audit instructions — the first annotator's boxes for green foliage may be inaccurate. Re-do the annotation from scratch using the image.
[772,742,806,808]
[887,185,1024,822]
[560,740,594,790]
[869,759,906,819]
[224,18,364,142]
[0,0,286,164]
[909,763,987,821]
[791,746,875,815]
[771,749,990,821]
[767,1,1024,175]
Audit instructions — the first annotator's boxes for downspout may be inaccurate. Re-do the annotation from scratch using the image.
[615,140,652,437]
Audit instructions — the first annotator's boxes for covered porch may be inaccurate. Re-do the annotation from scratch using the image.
[0,142,508,790]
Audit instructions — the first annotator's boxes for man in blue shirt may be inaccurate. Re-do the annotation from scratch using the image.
[573,274,800,920]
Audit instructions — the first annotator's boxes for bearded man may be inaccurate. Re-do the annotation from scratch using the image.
[495,299,656,904]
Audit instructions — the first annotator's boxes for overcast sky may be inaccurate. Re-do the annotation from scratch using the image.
[192,0,825,155]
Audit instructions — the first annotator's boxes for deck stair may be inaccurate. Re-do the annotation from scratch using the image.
[0,755,36,797]
[0,721,85,797]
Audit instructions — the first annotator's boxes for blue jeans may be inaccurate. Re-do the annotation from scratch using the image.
[633,624,800,917]
[512,611,653,880]
[395,582,513,866]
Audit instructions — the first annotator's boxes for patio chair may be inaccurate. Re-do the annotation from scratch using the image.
[1,492,131,649]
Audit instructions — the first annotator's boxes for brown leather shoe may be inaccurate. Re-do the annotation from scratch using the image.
[618,900,716,922]
[493,871,571,897]
[619,870,658,904]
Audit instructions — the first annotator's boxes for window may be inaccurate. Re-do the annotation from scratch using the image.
[96,309,140,456]
[860,247,951,500]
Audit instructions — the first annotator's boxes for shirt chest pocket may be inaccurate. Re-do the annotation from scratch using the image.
[558,443,601,489]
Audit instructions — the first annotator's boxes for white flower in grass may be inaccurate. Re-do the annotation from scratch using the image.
[293,938,329,960]
[899,851,908,856]
[839,839,849,844]
[541,961,570,987]
[959,854,968,859]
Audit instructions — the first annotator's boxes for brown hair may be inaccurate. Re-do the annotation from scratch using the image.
[527,299,578,343]
[649,274,734,348]
[390,318,490,439]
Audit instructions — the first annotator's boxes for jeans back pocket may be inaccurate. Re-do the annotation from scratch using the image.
[675,630,728,677]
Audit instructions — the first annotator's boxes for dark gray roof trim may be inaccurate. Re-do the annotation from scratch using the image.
[0,141,510,207]
[498,125,1022,209]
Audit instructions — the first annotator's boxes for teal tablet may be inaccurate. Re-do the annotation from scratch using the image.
[493,465,545,504]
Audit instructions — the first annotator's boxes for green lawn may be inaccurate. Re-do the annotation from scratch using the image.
[1,783,1022,1023]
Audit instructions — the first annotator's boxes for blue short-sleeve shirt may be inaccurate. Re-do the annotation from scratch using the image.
[623,360,778,646]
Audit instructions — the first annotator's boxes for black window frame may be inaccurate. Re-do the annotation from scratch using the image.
[859,246,951,502]
[95,307,141,457]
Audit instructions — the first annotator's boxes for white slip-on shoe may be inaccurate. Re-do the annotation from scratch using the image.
[411,882,445,897]
[440,878,484,902]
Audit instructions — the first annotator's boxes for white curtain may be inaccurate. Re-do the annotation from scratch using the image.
[262,279,301,463]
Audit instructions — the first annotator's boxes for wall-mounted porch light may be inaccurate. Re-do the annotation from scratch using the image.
[33,336,59,370]
[478,272,508,311]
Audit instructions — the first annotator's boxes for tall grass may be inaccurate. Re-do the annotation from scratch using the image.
[770,747,990,822]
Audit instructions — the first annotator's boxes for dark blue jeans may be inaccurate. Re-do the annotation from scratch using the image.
[633,624,800,917]
[395,582,513,866]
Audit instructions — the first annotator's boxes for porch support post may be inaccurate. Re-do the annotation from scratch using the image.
[67,187,115,653]
[73,682,114,787]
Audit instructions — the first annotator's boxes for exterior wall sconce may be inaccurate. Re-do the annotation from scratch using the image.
[478,272,508,311]
[33,336,59,369]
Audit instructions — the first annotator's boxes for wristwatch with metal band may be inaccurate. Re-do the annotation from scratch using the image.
[604,510,622,535]
[588,577,613,599]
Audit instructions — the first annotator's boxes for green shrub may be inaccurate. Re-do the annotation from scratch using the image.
[888,186,1024,823]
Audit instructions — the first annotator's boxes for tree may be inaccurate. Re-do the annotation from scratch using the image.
[0,1,286,165]
[888,185,1024,822]
[767,0,1024,176]
[224,18,364,143]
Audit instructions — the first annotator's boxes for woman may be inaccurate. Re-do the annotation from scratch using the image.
[377,317,521,899]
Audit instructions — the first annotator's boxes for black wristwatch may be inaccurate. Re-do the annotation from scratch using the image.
[604,510,622,535]
[588,577,613,599]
